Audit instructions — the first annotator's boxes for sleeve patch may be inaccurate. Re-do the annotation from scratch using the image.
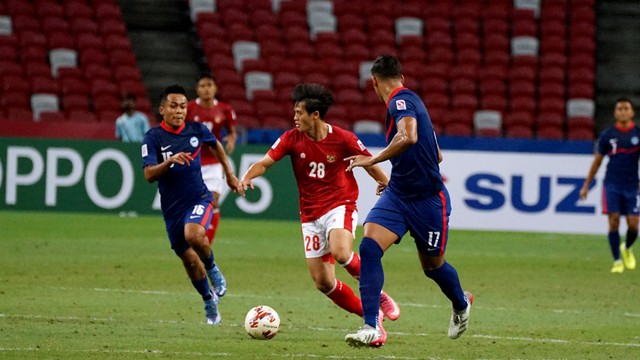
[396,99,406,110]
[141,144,148,157]
[271,138,281,150]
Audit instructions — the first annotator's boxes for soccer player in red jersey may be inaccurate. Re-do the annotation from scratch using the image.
[185,76,237,296]
[186,75,238,246]
[238,83,400,333]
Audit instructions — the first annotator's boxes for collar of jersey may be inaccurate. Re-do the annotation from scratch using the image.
[386,87,407,108]
[615,121,636,133]
[160,121,185,134]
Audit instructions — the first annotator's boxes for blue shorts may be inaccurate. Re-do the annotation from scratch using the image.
[365,187,452,256]
[164,198,215,256]
[602,185,640,216]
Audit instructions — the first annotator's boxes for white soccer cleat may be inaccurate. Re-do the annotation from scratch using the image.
[380,290,400,321]
[345,310,387,348]
[448,291,473,339]
[204,291,221,325]
[206,266,227,297]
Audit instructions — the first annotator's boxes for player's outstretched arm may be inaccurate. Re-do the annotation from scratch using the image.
[239,155,276,192]
[345,116,418,172]
[143,152,193,183]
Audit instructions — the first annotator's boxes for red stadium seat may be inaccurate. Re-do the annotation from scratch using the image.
[70,18,99,34]
[62,94,91,114]
[0,92,30,108]
[65,1,94,20]
[567,127,594,141]
[537,125,564,140]
[7,107,34,121]
[68,109,98,122]
[505,124,534,139]
[40,111,67,122]
[94,3,122,21]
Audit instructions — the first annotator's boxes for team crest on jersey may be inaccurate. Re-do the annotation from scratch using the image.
[396,99,406,110]
[300,152,306,159]
[632,136,639,145]
[194,115,200,122]
[190,136,199,147]
[215,115,222,123]
[327,154,336,163]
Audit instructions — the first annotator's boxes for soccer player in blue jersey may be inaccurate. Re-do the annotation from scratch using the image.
[580,98,639,273]
[142,85,242,324]
[344,56,472,348]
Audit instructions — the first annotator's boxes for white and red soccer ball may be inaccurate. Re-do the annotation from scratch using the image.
[244,305,280,340]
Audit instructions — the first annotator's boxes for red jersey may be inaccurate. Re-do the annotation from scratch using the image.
[267,124,372,222]
[186,98,237,165]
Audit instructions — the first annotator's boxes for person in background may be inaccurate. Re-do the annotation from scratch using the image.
[344,56,472,348]
[185,76,237,298]
[580,98,639,273]
[115,94,150,142]
[238,83,400,338]
[142,85,242,324]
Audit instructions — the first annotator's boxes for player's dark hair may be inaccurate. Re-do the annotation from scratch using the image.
[371,55,403,80]
[198,74,216,83]
[615,97,634,109]
[160,85,187,104]
[291,83,334,119]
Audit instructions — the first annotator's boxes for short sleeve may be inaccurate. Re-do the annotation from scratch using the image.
[267,131,291,162]
[200,122,218,146]
[142,131,158,168]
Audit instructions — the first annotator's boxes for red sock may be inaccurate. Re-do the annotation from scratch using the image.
[341,252,361,280]
[325,280,363,317]
[205,211,220,245]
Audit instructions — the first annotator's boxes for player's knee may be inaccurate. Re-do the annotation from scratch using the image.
[316,280,334,293]
[359,237,383,259]
[331,249,351,264]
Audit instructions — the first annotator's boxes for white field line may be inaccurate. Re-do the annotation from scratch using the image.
[0,347,425,360]
[2,286,638,354]
[1,312,638,351]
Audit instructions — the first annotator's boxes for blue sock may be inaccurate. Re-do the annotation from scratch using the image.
[424,261,467,311]
[192,276,212,301]
[608,231,621,260]
[359,237,384,328]
[626,229,638,248]
[201,250,215,271]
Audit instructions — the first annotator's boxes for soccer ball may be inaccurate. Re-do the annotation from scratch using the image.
[244,305,280,340]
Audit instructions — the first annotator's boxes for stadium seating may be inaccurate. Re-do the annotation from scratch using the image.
[1,0,595,138]
[0,1,150,124]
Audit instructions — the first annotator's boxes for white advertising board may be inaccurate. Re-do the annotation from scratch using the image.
[354,149,613,235]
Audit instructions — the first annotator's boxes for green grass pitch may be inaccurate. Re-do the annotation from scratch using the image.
[1,211,639,359]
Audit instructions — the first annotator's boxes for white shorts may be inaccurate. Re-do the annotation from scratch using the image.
[301,204,358,259]
[201,163,224,194]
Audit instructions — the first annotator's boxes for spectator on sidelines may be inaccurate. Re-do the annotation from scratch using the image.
[115,94,150,142]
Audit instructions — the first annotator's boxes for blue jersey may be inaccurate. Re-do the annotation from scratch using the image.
[597,122,640,191]
[385,87,443,199]
[142,121,217,219]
